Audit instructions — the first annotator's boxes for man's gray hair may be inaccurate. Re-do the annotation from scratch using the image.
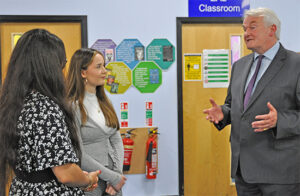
[244,7,281,40]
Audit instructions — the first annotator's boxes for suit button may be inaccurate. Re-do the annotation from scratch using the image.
[242,114,249,120]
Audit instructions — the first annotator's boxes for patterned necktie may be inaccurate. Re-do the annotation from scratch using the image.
[243,55,264,109]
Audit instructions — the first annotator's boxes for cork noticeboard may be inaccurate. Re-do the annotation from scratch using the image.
[120,127,158,174]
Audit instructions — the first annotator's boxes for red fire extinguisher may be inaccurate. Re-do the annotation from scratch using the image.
[146,128,159,179]
[122,129,135,171]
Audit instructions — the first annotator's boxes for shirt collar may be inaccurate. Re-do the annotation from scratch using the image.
[254,41,280,61]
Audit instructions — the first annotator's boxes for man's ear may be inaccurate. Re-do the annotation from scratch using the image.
[269,24,277,37]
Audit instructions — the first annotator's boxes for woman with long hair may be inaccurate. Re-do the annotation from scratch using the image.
[0,29,100,196]
[67,48,126,196]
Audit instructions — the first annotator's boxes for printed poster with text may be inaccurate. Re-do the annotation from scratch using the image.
[105,62,132,94]
[184,53,202,81]
[132,62,162,93]
[91,39,117,65]
[203,49,230,88]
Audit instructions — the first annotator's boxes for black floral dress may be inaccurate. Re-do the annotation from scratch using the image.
[9,91,84,196]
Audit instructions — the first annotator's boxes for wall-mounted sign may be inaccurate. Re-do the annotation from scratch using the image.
[121,102,129,128]
[132,62,162,93]
[12,33,23,49]
[189,0,250,17]
[146,102,153,127]
[116,39,145,70]
[91,39,117,65]
[146,39,175,70]
[105,62,132,94]
[184,54,202,81]
[203,49,230,88]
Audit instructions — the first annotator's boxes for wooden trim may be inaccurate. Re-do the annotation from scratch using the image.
[176,17,184,196]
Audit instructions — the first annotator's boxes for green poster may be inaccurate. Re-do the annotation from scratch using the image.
[133,61,162,93]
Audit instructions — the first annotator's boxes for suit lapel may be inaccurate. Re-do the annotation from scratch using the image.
[244,45,286,112]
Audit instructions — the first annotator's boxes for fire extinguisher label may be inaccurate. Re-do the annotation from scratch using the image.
[151,149,157,168]
[122,130,135,171]
[124,145,134,149]
[121,102,128,128]
[124,149,133,164]
[146,101,153,126]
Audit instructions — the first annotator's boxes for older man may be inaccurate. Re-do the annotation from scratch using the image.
[204,7,300,195]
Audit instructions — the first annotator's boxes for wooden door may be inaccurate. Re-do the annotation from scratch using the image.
[0,15,87,195]
[177,18,251,196]
[0,16,87,82]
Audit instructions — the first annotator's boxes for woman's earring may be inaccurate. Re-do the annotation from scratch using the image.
[83,78,88,84]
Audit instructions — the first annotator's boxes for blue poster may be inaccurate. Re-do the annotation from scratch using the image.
[189,0,250,17]
[116,39,144,70]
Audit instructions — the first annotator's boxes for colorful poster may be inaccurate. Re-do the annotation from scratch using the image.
[184,54,202,81]
[146,39,175,70]
[104,62,132,94]
[121,102,129,128]
[91,39,117,64]
[132,62,162,93]
[203,49,230,88]
[116,39,144,69]
[146,102,153,127]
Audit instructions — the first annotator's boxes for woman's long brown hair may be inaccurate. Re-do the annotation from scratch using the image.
[66,48,119,129]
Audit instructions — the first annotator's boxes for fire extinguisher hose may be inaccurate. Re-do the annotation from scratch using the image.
[146,141,153,162]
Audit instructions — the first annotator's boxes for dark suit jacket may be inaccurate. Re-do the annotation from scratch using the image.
[216,44,300,184]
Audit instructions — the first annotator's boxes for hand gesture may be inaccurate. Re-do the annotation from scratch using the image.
[203,98,224,124]
[252,102,277,132]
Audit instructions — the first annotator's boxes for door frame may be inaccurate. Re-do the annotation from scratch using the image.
[0,15,88,82]
[176,17,242,196]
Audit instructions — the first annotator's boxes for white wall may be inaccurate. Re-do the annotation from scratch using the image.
[250,0,300,52]
[1,0,299,195]
[0,0,187,195]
